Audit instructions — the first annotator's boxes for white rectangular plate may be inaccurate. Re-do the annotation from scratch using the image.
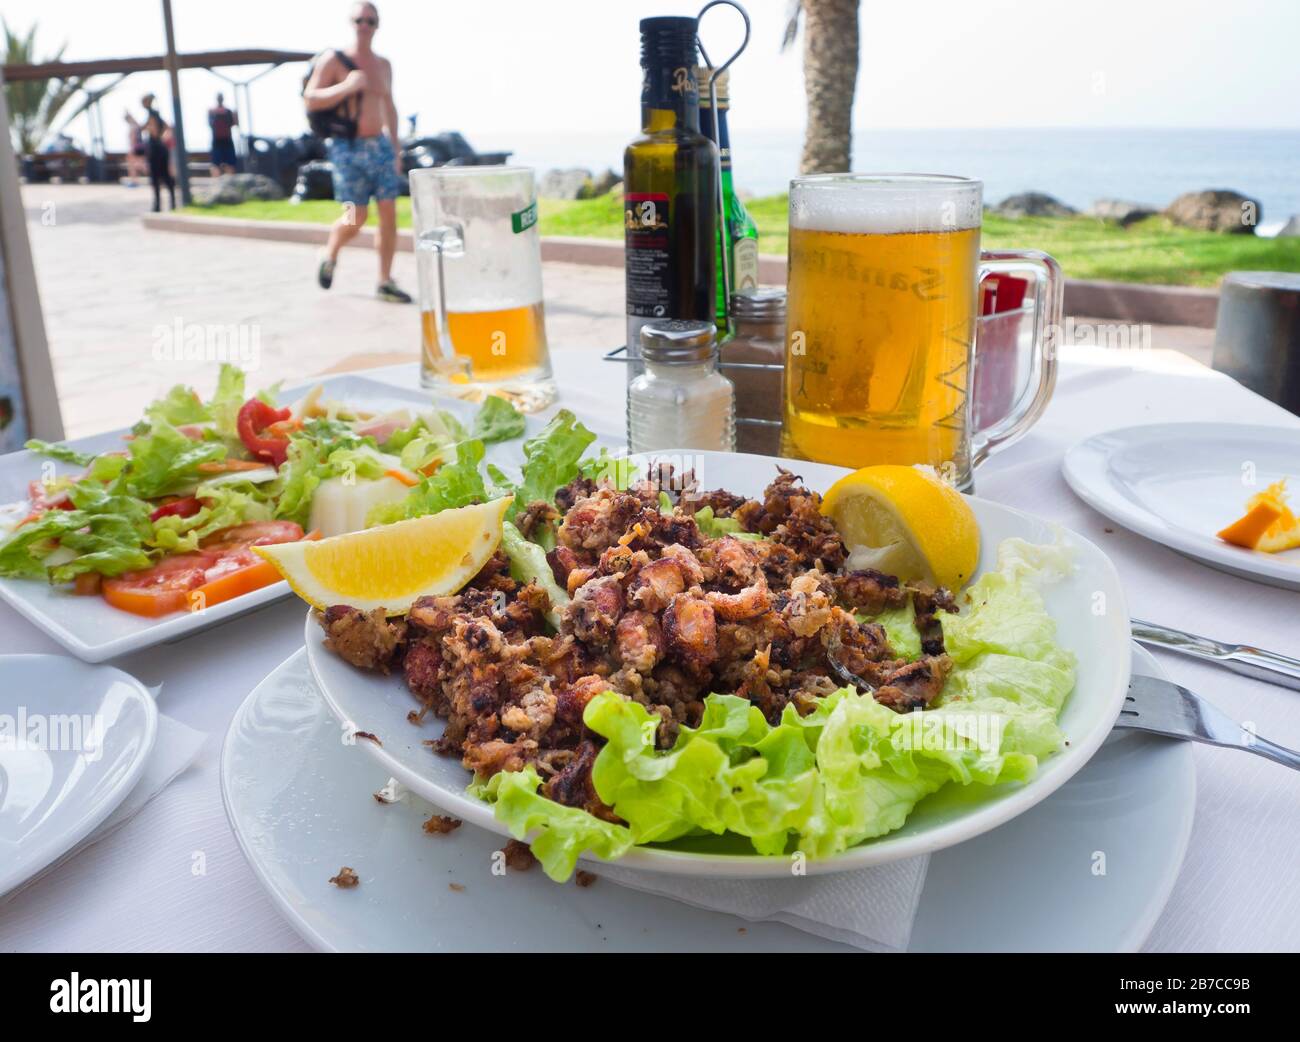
[0,373,539,662]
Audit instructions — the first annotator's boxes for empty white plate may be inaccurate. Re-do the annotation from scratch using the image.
[1063,422,1300,590]
[221,646,1194,952]
[0,654,158,897]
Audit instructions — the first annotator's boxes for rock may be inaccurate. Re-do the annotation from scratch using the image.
[1278,215,1300,237]
[538,168,593,200]
[994,192,1077,218]
[579,168,621,199]
[1164,189,1261,234]
[1089,198,1157,227]
[193,172,286,206]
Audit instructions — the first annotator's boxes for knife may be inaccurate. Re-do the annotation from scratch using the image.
[1131,618,1300,692]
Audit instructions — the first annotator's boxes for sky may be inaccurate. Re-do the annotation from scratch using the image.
[6,0,1299,156]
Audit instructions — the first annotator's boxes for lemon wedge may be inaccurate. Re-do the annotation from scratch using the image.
[1218,480,1300,553]
[821,465,979,590]
[255,497,511,614]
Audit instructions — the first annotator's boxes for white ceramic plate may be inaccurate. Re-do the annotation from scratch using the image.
[306,450,1132,879]
[0,374,536,662]
[0,654,158,897]
[1063,422,1300,591]
[222,646,1193,952]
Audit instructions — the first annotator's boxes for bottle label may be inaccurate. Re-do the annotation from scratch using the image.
[625,192,674,318]
[511,200,538,234]
[733,237,759,291]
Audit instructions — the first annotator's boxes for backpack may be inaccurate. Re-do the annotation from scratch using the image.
[303,50,359,140]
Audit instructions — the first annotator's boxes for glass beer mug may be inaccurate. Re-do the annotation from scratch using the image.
[781,174,1062,491]
[411,166,557,411]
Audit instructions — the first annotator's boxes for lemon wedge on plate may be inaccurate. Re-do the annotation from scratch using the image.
[820,465,979,590]
[255,497,511,614]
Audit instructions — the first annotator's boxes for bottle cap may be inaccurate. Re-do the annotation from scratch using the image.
[696,67,729,107]
[640,319,717,364]
[640,16,699,68]
[730,287,787,321]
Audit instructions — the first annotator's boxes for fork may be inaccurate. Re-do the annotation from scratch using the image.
[1117,674,1300,771]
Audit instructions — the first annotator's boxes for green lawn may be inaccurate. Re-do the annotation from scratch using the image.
[182,193,1300,287]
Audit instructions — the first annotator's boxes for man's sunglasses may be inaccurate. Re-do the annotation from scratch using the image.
[353,16,378,26]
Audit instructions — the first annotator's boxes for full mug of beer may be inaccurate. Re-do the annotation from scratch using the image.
[782,174,1062,491]
[411,166,557,411]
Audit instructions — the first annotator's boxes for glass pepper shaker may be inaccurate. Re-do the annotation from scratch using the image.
[722,288,786,455]
[627,319,736,453]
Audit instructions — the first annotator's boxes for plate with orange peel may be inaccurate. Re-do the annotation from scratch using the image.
[1063,422,1300,591]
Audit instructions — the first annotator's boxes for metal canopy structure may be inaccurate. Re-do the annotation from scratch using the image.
[3,39,313,204]
[0,48,314,82]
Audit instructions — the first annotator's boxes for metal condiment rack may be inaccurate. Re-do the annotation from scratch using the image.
[605,1,778,429]
[606,1,1032,438]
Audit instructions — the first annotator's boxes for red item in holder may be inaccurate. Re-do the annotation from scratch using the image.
[980,274,1029,315]
[974,274,1032,429]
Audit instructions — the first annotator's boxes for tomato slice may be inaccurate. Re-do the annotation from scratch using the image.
[200,521,304,552]
[101,524,311,617]
[102,554,212,617]
[149,496,202,522]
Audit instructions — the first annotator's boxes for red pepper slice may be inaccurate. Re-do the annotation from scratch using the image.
[149,496,203,522]
[236,398,293,467]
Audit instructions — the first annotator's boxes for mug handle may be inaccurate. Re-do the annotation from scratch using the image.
[415,221,470,380]
[971,249,1063,467]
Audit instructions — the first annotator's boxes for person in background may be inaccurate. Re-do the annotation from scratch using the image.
[123,112,147,186]
[303,2,411,303]
[208,92,238,176]
[141,93,175,212]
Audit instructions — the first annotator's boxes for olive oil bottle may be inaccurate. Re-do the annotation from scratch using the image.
[699,66,760,333]
[624,16,719,376]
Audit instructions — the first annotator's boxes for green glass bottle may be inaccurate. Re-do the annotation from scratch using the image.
[698,67,759,334]
[623,17,719,377]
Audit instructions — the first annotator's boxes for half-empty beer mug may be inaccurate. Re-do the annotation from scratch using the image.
[782,174,1061,491]
[411,166,557,410]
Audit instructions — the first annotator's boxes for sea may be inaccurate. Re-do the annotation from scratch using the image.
[480,127,1300,235]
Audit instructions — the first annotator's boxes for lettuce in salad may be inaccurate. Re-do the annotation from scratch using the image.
[474,537,1078,881]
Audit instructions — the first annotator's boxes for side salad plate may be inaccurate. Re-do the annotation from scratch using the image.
[305,450,1132,880]
[0,371,542,661]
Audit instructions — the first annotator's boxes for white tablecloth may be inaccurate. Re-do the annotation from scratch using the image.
[2,346,1298,953]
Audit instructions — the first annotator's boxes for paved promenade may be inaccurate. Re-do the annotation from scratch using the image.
[22,183,1212,438]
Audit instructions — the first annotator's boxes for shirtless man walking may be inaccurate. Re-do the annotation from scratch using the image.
[304,2,411,302]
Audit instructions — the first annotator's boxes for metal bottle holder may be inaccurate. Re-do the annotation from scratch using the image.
[604,1,779,437]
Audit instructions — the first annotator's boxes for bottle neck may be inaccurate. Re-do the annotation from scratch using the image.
[641,64,701,133]
[699,98,732,171]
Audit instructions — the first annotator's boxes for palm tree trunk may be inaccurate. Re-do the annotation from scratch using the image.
[799,0,859,174]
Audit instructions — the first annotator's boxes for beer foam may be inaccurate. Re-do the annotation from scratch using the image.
[789,174,982,234]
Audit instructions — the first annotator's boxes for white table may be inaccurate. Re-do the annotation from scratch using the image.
[2,346,1298,953]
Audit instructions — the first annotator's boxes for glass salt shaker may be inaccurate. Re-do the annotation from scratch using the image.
[627,319,736,453]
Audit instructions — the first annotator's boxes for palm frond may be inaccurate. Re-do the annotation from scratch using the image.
[780,0,803,52]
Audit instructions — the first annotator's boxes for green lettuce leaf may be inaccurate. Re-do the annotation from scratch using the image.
[144,384,210,427]
[579,448,639,490]
[0,479,153,581]
[149,481,275,552]
[367,440,488,526]
[208,363,247,440]
[511,410,595,518]
[500,520,567,627]
[470,396,526,444]
[23,439,94,467]
[472,765,634,882]
[693,505,763,541]
[123,422,227,499]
